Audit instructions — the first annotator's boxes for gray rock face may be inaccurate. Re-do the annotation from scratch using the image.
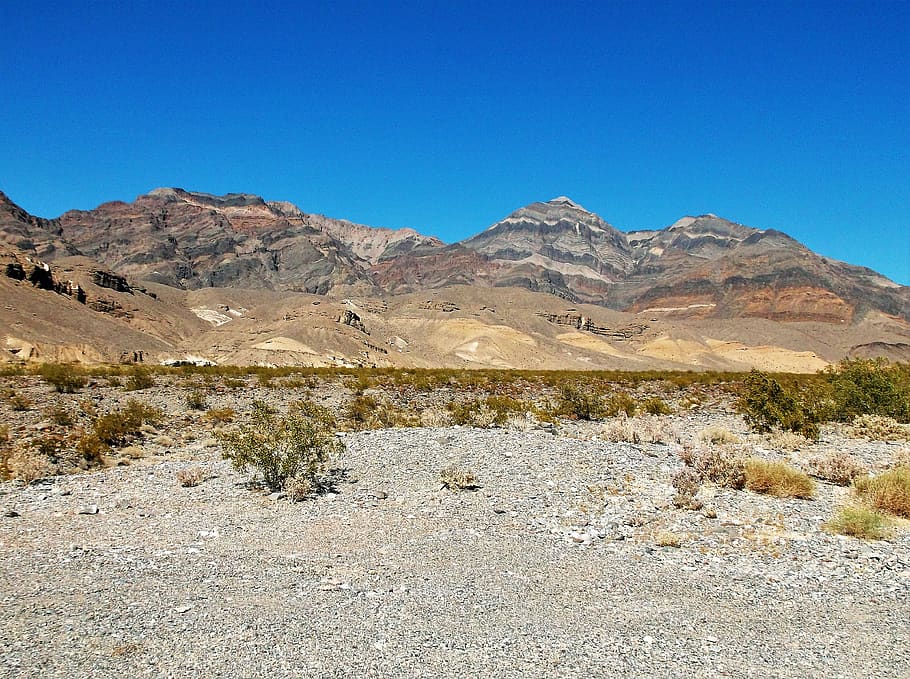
[462,197,633,280]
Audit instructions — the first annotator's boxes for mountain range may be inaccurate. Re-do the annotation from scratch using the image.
[1,188,908,370]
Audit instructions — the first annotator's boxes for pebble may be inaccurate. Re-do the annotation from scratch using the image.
[0,410,907,677]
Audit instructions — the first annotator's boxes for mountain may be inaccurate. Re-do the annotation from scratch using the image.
[375,198,909,324]
[1,188,908,369]
[5,188,442,294]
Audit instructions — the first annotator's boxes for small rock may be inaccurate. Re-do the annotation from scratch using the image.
[3,509,20,518]
[77,505,99,515]
[368,490,388,500]
[175,605,193,614]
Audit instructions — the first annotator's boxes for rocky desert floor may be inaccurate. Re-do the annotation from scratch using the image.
[0,374,909,678]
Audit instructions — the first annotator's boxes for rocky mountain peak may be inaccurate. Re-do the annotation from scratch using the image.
[547,196,586,210]
[145,188,267,209]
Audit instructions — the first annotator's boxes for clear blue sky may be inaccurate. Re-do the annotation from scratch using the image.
[2,1,907,284]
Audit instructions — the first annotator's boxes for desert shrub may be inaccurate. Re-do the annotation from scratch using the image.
[824,506,893,540]
[90,399,164,448]
[291,399,338,428]
[223,377,245,389]
[824,358,910,422]
[766,429,810,451]
[7,392,32,411]
[439,466,478,491]
[6,447,49,484]
[654,531,684,547]
[699,426,740,445]
[0,424,7,443]
[448,397,528,428]
[556,384,606,421]
[123,367,154,391]
[737,370,821,439]
[808,452,866,486]
[603,417,638,443]
[602,416,672,444]
[218,400,343,490]
[672,467,701,497]
[671,467,703,509]
[284,475,314,501]
[38,363,87,393]
[347,395,416,429]
[846,414,909,441]
[347,395,381,427]
[33,435,65,460]
[79,399,98,418]
[176,467,205,487]
[854,467,910,518]
[744,458,816,498]
[185,390,207,410]
[605,392,638,417]
[419,407,455,427]
[76,433,107,465]
[680,446,746,489]
[641,397,672,415]
[204,407,236,424]
[45,405,74,426]
[120,445,144,459]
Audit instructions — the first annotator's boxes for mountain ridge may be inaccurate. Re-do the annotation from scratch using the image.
[1,188,907,358]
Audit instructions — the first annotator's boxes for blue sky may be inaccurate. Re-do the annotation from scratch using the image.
[1,1,907,284]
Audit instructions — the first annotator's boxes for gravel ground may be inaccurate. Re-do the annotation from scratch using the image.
[2,419,909,678]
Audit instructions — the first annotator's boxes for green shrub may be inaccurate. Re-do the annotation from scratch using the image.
[641,397,672,415]
[824,506,893,540]
[556,384,606,420]
[854,467,910,518]
[824,358,910,422]
[123,367,154,391]
[290,399,338,429]
[185,390,207,410]
[89,399,163,448]
[744,458,816,498]
[737,370,820,439]
[605,392,638,417]
[218,400,343,490]
[346,395,416,429]
[46,405,74,426]
[447,396,529,428]
[38,363,87,393]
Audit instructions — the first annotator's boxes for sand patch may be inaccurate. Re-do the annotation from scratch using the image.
[251,337,318,354]
[556,331,639,360]
[638,335,829,372]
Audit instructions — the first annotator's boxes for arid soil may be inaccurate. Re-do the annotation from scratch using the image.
[1,376,909,677]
